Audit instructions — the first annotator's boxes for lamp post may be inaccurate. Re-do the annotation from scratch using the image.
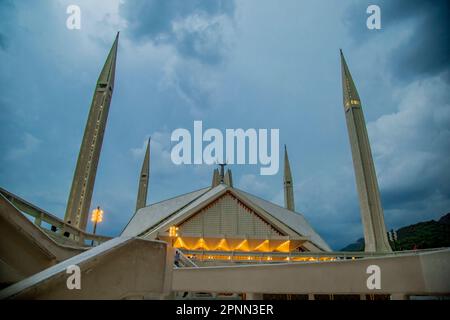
[91,206,103,246]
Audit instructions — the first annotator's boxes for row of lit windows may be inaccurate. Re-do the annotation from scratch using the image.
[172,237,293,253]
[184,254,339,263]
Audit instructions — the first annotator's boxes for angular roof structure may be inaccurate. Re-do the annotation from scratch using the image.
[121,187,211,237]
[122,184,331,252]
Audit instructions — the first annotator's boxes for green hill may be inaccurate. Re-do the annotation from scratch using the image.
[340,213,450,251]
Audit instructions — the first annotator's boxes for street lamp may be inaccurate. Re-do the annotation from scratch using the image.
[91,206,103,245]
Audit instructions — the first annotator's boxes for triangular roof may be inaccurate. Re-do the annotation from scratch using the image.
[122,184,331,251]
[121,187,210,237]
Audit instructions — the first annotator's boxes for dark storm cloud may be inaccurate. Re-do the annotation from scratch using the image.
[119,0,235,64]
[368,76,450,229]
[343,0,450,234]
[345,0,450,82]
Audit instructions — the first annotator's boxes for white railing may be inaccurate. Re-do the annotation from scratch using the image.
[0,187,111,247]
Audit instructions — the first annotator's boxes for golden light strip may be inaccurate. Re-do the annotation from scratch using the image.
[215,238,229,251]
[275,240,290,252]
[187,254,340,262]
[254,239,269,252]
[234,239,249,251]
[173,237,187,249]
[193,238,209,251]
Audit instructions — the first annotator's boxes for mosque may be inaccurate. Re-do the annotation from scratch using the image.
[0,33,448,300]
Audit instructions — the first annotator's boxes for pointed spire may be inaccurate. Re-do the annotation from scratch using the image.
[340,49,361,111]
[64,33,120,231]
[224,169,233,187]
[283,145,295,211]
[135,138,150,212]
[340,50,392,253]
[284,145,293,184]
[211,168,220,187]
[98,32,119,91]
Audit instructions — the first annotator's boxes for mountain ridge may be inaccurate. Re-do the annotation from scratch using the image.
[340,213,450,251]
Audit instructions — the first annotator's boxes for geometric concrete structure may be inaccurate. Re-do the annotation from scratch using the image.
[135,138,151,212]
[2,38,448,300]
[340,50,392,253]
[283,145,295,211]
[64,33,119,231]
[0,193,86,287]
[224,169,233,188]
[172,248,450,298]
[0,237,172,300]
[2,185,449,300]
[211,168,220,187]
[122,180,332,264]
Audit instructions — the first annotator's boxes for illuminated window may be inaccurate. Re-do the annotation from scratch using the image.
[169,226,179,237]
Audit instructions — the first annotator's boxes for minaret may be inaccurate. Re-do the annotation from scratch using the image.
[224,169,233,187]
[218,163,226,183]
[211,168,220,187]
[340,50,391,252]
[283,145,295,211]
[135,138,150,212]
[64,33,119,231]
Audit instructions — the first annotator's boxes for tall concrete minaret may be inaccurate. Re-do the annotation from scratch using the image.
[224,169,233,187]
[135,138,150,212]
[340,50,391,252]
[211,168,220,187]
[64,33,119,231]
[283,145,295,211]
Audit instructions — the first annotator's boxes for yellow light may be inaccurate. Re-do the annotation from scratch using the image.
[169,226,178,237]
[254,240,269,252]
[91,207,103,223]
[173,237,187,249]
[216,239,229,251]
[235,239,249,251]
[276,240,290,253]
[194,238,209,250]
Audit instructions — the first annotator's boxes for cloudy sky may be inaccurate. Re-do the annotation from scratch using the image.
[1,0,449,249]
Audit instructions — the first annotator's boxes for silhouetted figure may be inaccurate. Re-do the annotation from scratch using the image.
[174,250,181,267]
